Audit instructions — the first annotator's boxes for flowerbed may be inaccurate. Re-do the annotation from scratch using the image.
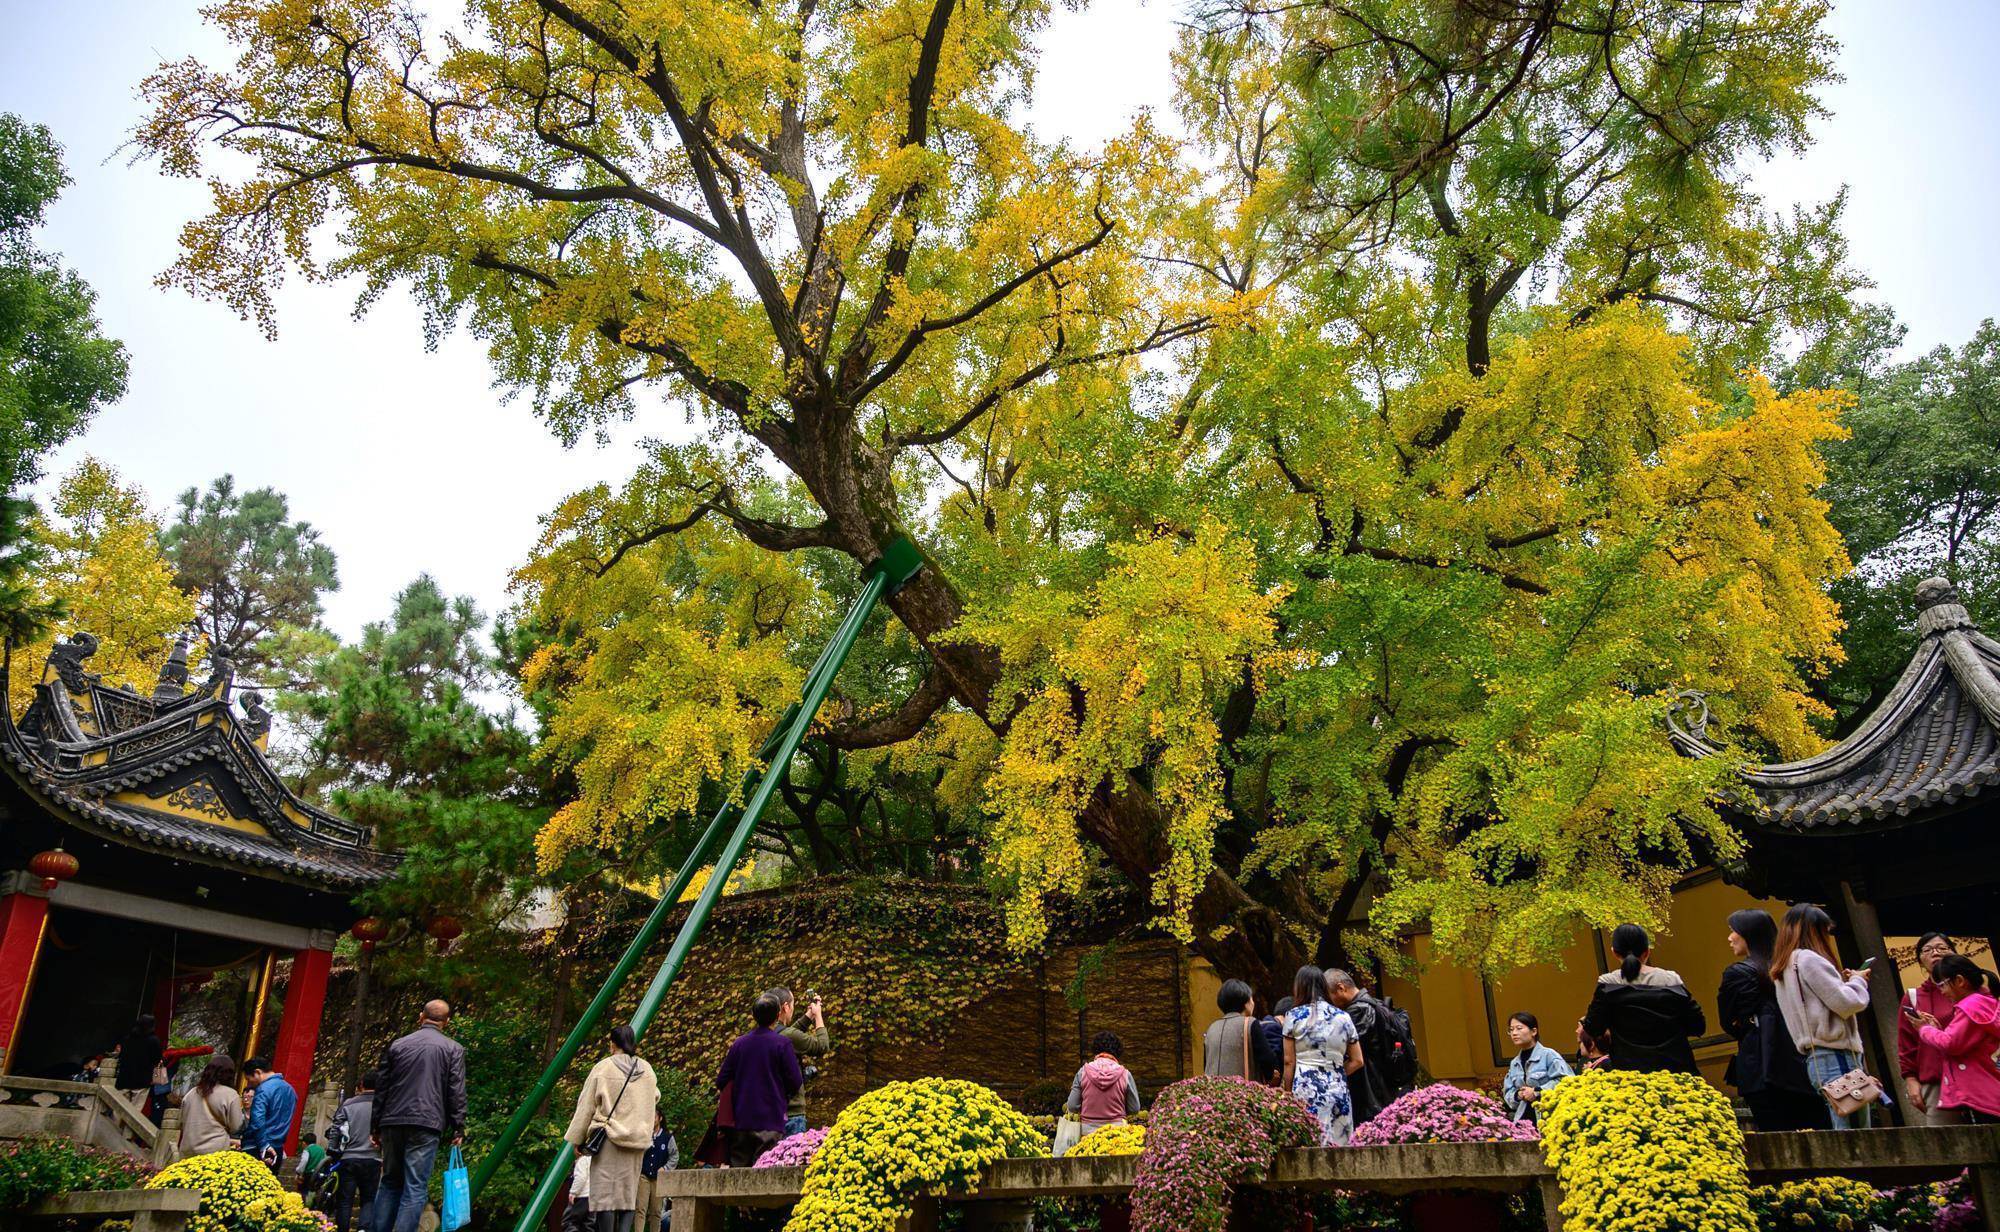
[786,1078,1043,1232]
[1351,1082,1538,1146]
[0,1136,153,1210]
[758,1128,829,1169]
[1132,1076,1321,1232]
[148,1150,331,1232]
[1070,1124,1146,1157]
[1538,1069,1754,1232]
[1750,1177,1878,1232]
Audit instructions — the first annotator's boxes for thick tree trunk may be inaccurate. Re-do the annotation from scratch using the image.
[793,415,1318,998]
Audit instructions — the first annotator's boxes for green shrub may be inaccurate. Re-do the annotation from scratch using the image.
[0,1136,153,1210]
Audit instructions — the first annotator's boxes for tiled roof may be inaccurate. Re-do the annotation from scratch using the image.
[1,635,397,891]
[1671,578,2000,832]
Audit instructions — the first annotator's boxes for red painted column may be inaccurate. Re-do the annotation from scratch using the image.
[271,944,334,1150]
[0,891,51,1070]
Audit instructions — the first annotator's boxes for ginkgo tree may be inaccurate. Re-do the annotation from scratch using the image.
[144,0,1857,984]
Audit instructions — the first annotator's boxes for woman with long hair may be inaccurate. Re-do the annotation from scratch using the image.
[1281,964,1364,1146]
[1719,908,1827,1131]
[566,1024,660,1232]
[1580,924,1705,1074]
[177,1055,243,1156]
[1912,954,2000,1124]
[1771,903,1875,1129]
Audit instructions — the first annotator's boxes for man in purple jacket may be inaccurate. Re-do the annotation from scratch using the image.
[716,994,802,1166]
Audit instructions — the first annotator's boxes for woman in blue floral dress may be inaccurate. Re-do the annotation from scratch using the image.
[1282,964,1365,1146]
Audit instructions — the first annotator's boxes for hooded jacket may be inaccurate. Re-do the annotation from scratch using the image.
[1582,969,1706,1075]
[1065,1055,1140,1125]
[1918,991,2000,1117]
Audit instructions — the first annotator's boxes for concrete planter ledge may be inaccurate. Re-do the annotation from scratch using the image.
[26,1187,200,1232]
[659,1126,2000,1232]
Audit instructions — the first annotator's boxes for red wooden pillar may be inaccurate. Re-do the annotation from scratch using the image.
[152,974,176,1043]
[271,942,334,1150]
[0,889,51,1071]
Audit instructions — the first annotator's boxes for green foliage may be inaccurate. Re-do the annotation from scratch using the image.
[141,0,1864,981]
[0,1136,152,1210]
[162,474,339,676]
[0,112,128,645]
[453,1012,582,1224]
[638,878,1034,1091]
[1267,0,1857,382]
[7,459,198,717]
[286,576,547,933]
[1804,310,2000,724]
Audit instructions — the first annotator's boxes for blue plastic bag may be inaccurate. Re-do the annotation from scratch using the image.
[440,1145,471,1232]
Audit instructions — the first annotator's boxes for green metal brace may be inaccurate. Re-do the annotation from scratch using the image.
[476,538,925,1232]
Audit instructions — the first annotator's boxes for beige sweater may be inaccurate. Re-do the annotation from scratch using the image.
[179,1084,244,1155]
[1775,948,1871,1053]
[566,1054,660,1151]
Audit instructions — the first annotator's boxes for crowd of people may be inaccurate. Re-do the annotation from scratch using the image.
[1047,962,1421,1151]
[88,905,2000,1227]
[1508,909,2000,1133]
[1056,905,2000,1148]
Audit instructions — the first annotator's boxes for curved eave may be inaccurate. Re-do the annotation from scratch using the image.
[1672,596,2000,834]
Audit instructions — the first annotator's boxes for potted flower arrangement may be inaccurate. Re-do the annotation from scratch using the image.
[1537,1070,1755,1232]
[756,1127,829,1170]
[1350,1082,1538,1232]
[786,1078,1043,1232]
[1131,1076,1321,1232]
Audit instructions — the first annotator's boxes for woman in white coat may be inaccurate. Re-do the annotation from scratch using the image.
[566,1025,661,1232]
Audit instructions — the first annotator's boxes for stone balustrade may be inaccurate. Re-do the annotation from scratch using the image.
[659,1125,2000,1232]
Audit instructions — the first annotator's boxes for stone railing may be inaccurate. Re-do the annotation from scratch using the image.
[659,1125,2000,1232]
[0,1074,170,1160]
[24,1187,198,1232]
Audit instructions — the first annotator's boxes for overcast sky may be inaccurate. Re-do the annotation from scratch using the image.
[2,1,1996,646]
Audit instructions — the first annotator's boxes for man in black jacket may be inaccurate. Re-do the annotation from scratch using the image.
[369,1000,466,1232]
[1326,969,1418,1124]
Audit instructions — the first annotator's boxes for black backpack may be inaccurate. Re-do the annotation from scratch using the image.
[1361,993,1419,1092]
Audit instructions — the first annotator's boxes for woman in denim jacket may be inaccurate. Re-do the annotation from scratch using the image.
[1501,1012,1573,1124]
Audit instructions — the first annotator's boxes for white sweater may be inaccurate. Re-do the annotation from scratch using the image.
[1775,948,1870,1053]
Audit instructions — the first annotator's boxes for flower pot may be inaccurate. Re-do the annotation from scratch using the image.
[1408,1191,1504,1232]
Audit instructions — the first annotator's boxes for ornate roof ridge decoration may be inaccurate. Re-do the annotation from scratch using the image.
[1671,577,2000,832]
[0,630,396,890]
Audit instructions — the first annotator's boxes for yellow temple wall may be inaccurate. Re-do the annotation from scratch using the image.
[1181,871,1958,1094]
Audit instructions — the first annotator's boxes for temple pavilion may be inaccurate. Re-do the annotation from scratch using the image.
[1670,576,2000,1114]
[0,630,395,1145]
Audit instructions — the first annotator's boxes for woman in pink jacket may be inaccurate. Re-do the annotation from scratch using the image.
[1913,954,2000,1123]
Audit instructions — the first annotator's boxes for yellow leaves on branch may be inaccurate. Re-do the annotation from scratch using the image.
[516,473,820,872]
[959,525,1284,949]
[9,460,198,718]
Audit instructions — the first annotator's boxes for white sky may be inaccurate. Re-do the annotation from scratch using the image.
[1,0,1996,645]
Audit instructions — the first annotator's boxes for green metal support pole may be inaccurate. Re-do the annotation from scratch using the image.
[498,541,923,1232]
[466,756,756,1198]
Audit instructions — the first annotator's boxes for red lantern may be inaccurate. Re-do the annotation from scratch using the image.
[28,848,78,892]
[351,916,386,953]
[426,914,463,954]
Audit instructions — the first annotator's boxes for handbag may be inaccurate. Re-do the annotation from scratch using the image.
[440,1146,471,1232]
[1052,1114,1083,1157]
[1820,1066,1885,1116]
[579,1055,642,1157]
